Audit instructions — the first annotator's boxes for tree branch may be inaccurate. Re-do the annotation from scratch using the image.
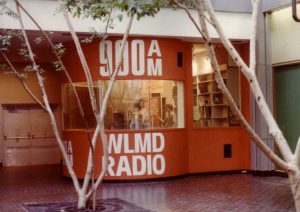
[172,0,209,43]
[15,2,98,188]
[0,51,47,111]
[202,0,293,163]
[15,0,92,135]
[194,0,289,171]
[61,6,100,121]
[14,0,81,194]
[86,14,135,200]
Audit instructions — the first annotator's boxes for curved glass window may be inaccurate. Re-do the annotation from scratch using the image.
[63,80,184,130]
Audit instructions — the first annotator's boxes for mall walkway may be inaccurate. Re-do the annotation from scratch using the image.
[0,165,295,211]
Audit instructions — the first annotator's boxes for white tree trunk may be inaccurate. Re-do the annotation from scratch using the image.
[62,6,135,208]
[14,0,82,200]
[289,170,300,212]
[193,0,300,210]
[187,0,289,170]
[78,193,88,209]
[202,0,293,162]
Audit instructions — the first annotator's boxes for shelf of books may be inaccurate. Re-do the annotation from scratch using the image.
[193,64,231,127]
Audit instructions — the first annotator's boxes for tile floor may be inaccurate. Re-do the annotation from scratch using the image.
[0,165,295,212]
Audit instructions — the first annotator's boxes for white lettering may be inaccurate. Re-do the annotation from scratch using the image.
[152,154,165,175]
[131,40,145,76]
[106,156,115,176]
[134,133,151,153]
[152,133,165,153]
[99,39,162,77]
[123,134,134,153]
[115,40,129,76]
[148,40,161,57]
[99,40,112,76]
[147,58,162,76]
[103,133,166,177]
[108,134,123,154]
[132,155,146,176]
[147,155,153,175]
[63,140,73,167]
[116,156,132,176]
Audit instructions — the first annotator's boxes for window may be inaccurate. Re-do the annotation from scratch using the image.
[63,80,184,130]
[192,44,240,127]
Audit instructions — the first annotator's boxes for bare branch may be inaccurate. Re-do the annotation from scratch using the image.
[0,0,18,19]
[59,7,100,203]
[0,51,47,111]
[86,14,135,200]
[61,6,100,121]
[172,0,209,44]
[194,0,289,171]
[15,0,95,164]
[202,0,293,163]
[14,0,81,194]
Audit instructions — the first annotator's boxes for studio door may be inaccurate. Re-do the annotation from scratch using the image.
[2,105,61,167]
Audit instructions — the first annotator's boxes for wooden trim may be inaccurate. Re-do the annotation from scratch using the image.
[273,60,300,67]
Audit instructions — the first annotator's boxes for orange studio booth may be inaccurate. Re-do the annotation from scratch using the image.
[62,37,190,180]
[62,37,251,180]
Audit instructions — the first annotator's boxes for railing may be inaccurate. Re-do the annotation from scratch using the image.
[4,133,55,141]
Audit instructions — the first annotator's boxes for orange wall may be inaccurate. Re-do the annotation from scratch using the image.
[0,63,63,104]
[62,38,251,180]
[188,128,251,173]
[186,43,251,173]
[63,37,187,81]
[0,63,63,164]
[63,129,188,180]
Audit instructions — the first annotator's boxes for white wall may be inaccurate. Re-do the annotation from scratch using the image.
[0,0,251,40]
[270,5,300,65]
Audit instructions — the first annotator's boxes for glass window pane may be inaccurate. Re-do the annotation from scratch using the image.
[192,44,240,128]
[62,82,98,129]
[63,80,184,130]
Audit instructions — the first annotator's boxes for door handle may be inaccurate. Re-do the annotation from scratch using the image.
[4,135,30,142]
[4,136,30,139]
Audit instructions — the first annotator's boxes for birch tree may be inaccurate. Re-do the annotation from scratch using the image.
[173,0,300,210]
[0,0,165,210]
[3,0,299,210]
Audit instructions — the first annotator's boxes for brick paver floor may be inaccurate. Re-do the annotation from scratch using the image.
[0,165,296,211]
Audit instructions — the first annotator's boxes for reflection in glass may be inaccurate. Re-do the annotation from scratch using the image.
[63,80,184,130]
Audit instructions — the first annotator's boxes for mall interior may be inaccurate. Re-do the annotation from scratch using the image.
[0,0,300,181]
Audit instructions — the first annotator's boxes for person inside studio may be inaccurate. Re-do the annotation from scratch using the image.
[130,98,150,129]
[154,104,176,128]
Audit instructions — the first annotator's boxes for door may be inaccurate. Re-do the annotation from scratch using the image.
[3,105,31,166]
[151,93,161,128]
[275,64,300,151]
[3,105,61,167]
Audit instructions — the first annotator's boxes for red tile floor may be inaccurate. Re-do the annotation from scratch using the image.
[0,165,296,211]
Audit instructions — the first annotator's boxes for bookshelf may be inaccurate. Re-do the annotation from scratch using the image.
[193,64,230,127]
